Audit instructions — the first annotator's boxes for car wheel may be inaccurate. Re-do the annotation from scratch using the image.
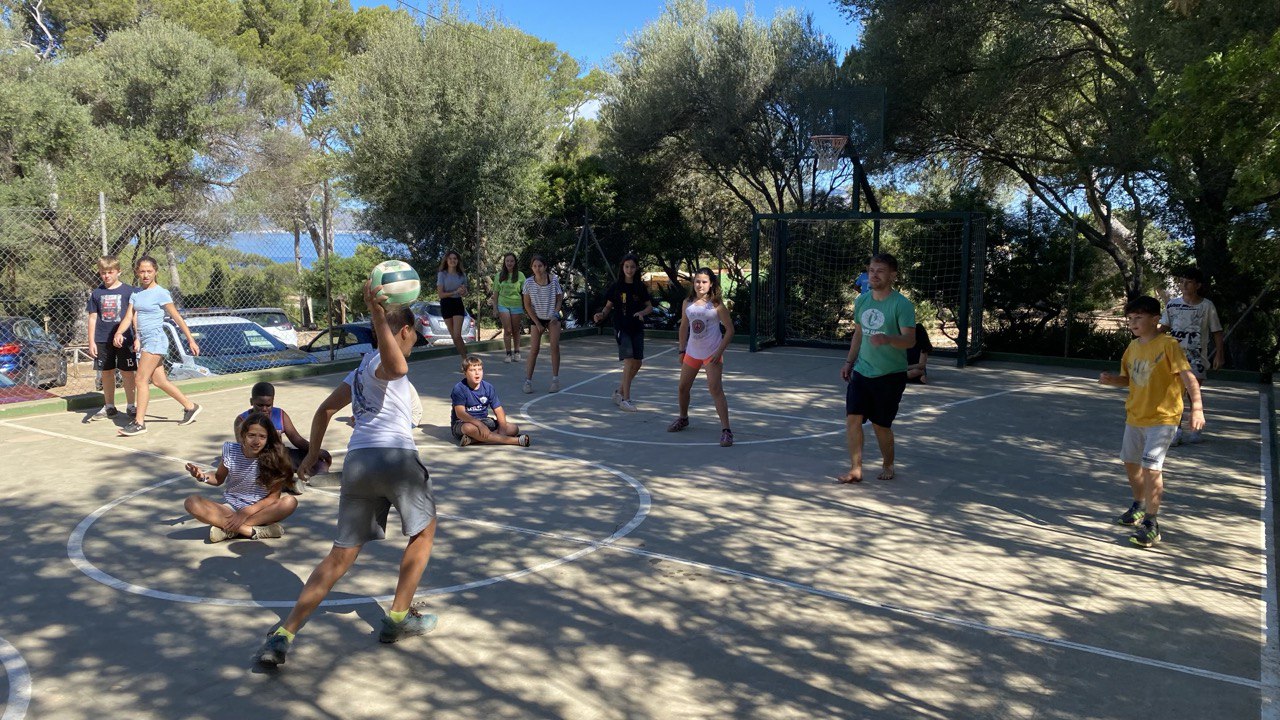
[20,363,39,387]
[56,359,68,387]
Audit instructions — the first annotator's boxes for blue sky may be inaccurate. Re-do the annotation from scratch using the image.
[352,1,862,69]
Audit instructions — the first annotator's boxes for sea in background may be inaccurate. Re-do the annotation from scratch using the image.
[228,231,409,268]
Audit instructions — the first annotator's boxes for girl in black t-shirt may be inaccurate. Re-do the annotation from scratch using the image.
[593,253,652,412]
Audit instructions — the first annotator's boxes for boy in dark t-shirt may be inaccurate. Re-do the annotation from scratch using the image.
[906,323,933,384]
[86,255,138,421]
[450,356,530,447]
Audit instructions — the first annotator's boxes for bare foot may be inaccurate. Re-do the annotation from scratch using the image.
[837,469,863,484]
[877,466,895,481]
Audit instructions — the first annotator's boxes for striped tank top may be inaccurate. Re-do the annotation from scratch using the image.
[220,442,270,511]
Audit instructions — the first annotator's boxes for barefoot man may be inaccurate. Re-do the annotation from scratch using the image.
[839,253,916,483]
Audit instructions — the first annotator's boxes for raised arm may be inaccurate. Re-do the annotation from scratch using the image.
[366,281,408,380]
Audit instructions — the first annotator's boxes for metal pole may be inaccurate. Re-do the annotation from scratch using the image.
[322,179,334,363]
[98,192,108,255]
[1064,211,1077,357]
[775,219,789,346]
[750,216,761,352]
[957,215,972,368]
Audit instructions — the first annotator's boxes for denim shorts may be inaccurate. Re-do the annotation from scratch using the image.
[1120,424,1178,470]
[138,330,169,356]
[497,304,524,315]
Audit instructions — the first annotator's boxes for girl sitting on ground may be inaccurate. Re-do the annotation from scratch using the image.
[184,411,298,543]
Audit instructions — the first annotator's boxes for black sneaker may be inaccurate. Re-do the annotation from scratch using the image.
[178,404,202,426]
[1130,519,1161,548]
[1115,502,1146,526]
[255,632,290,666]
[119,421,147,436]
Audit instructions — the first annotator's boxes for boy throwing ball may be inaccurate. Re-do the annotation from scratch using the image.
[1099,296,1205,549]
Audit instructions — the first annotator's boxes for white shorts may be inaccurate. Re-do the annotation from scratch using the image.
[1120,424,1179,470]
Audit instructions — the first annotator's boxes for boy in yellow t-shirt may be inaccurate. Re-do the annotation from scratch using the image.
[1099,296,1204,548]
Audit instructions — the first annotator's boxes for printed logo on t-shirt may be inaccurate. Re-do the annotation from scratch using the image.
[1128,351,1163,387]
[100,294,124,323]
[691,318,707,334]
[860,308,886,332]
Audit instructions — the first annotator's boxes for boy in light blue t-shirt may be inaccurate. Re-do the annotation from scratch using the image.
[839,253,916,484]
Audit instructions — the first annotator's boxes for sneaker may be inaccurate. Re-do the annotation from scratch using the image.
[89,406,115,421]
[518,434,531,447]
[1171,427,1183,447]
[126,405,137,419]
[252,523,283,540]
[379,607,438,643]
[119,421,147,436]
[619,399,638,412]
[458,435,473,448]
[720,428,734,447]
[503,352,513,363]
[523,379,533,394]
[1115,502,1146,526]
[209,525,231,543]
[667,416,689,432]
[1130,518,1161,548]
[254,632,290,666]
[1185,429,1203,444]
[549,378,560,393]
[515,351,522,362]
[178,404,202,426]
[612,388,623,406]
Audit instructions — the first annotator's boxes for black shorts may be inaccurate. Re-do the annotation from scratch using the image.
[615,328,644,360]
[93,342,137,372]
[846,370,908,428]
[451,416,499,439]
[440,297,465,319]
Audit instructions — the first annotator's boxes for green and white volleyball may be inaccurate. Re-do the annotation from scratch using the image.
[369,260,421,305]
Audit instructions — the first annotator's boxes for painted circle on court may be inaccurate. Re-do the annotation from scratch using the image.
[68,449,650,607]
[519,378,847,447]
[0,635,31,720]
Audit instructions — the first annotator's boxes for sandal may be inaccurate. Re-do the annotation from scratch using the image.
[667,416,689,432]
[518,434,531,447]
[458,435,473,448]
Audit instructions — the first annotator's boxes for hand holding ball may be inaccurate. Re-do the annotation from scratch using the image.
[369,260,420,305]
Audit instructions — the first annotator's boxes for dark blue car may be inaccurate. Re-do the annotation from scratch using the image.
[0,316,68,388]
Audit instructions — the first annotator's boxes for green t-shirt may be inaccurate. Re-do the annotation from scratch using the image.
[853,290,916,378]
[494,271,526,308]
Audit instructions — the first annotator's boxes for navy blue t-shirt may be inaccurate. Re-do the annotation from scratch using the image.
[86,283,136,343]
[450,379,501,422]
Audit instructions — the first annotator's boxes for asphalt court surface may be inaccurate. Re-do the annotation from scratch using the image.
[0,335,1274,719]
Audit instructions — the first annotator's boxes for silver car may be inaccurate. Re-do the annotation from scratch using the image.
[409,301,477,347]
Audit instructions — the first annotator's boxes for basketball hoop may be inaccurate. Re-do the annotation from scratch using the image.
[811,134,848,171]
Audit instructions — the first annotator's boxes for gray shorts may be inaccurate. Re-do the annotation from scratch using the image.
[1120,424,1179,470]
[335,447,435,548]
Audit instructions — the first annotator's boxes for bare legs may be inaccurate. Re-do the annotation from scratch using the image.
[840,416,895,483]
[133,351,195,425]
[444,315,466,359]
[459,419,525,445]
[619,358,642,400]
[1124,461,1164,515]
[525,321,561,380]
[499,311,521,357]
[674,361,729,427]
[183,495,298,537]
[102,369,136,408]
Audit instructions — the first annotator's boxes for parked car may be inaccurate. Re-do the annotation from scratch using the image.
[160,316,317,376]
[0,372,56,404]
[301,323,376,362]
[0,316,68,388]
[182,307,299,347]
[408,301,478,347]
[641,301,680,330]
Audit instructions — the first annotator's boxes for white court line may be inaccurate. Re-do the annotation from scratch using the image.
[557,391,847,426]
[1262,390,1279,719]
[64,448,650,608]
[0,635,30,720]
[0,420,192,465]
[449,512,1261,689]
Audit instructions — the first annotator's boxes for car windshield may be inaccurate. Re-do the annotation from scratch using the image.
[186,323,284,355]
[239,311,289,328]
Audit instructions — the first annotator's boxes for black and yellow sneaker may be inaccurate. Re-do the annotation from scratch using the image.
[1115,502,1146,526]
[1130,518,1161,548]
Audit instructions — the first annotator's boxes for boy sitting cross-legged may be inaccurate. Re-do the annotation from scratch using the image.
[451,356,530,448]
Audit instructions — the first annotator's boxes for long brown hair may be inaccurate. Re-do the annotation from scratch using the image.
[686,267,723,306]
[437,250,465,275]
[238,411,295,493]
[498,252,519,283]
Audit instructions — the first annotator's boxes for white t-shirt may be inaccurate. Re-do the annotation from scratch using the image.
[344,351,417,451]
[1161,297,1222,378]
[522,275,562,320]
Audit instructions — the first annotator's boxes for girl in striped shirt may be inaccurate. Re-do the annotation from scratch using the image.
[183,411,298,543]
[521,254,564,394]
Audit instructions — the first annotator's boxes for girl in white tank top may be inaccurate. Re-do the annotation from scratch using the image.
[670,268,736,447]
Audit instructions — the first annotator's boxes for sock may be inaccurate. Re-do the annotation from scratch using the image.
[105,404,116,410]
[273,627,294,641]
[388,609,409,624]
[552,375,558,380]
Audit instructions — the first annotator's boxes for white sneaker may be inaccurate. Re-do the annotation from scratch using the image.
[619,399,638,412]
[523,379,533,394]
[549,379,560,393]
[514,351,522,362]
[611,388,622,406]
[503,353,513,363]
